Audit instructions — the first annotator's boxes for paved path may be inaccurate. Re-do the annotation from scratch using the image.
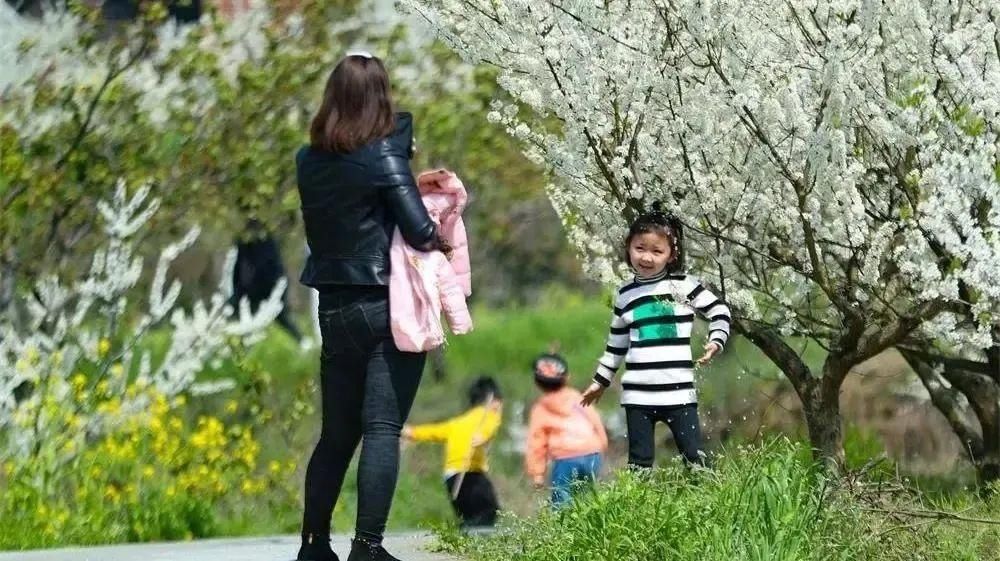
[0,533,459,561]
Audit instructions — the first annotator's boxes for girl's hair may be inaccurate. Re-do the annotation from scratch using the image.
[624,201,684,273]
[468,376,502,406]
[310,55,396,153]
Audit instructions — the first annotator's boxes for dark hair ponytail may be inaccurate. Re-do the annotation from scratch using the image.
[624,201,684,273]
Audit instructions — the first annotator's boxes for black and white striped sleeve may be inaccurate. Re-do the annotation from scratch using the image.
[593,304,629,387]
[687,281,731,350]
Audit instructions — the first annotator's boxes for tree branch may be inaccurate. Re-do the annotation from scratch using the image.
[901,348,984,460]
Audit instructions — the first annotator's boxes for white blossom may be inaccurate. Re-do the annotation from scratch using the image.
[403,0,1000,345]
[0,182,284,462]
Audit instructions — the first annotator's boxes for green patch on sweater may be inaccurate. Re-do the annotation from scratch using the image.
[633,300,677,340]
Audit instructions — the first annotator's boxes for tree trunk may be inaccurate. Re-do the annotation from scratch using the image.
[964,380,1000,487]
[903,348,1000,487]
[735,319,846,466]
[800,378,845,469]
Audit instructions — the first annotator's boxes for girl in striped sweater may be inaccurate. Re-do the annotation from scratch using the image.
[581,204,731,468]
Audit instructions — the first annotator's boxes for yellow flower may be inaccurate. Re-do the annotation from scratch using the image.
[96,380,109,395]
[142,465,155,478]
[174,395,187,407]
[60,439,77,455]
[268,460,282,474]
[72,373,87,388]
[97,338,111,357]
[2,461,14,477]
[166,485,176,497]
[109,363,125,377]
[105,485,121,503]
[225,400,239,414]
[35,504,48,518]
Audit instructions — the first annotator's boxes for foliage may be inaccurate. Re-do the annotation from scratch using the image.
[0,183,284,514]
[0,0,356,283]
[0,382,289,549]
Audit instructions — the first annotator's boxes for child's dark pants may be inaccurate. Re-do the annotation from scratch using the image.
[625,404,708,468]
[445,471,500,527]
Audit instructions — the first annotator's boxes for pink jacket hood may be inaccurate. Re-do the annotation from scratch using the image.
[417,170,471,297]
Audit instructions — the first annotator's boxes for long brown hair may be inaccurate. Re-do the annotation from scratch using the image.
[309,54,396,153]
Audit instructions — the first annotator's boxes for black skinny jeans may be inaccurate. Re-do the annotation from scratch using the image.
[302,286,426,543]
[625,404,708,468]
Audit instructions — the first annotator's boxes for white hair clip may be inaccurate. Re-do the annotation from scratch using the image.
[346,50,374,59]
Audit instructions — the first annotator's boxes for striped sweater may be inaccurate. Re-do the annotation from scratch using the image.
[593,272,732,407]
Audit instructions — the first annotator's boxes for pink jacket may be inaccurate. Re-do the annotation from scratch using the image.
[389,169,473,352]
[525,387,608,479]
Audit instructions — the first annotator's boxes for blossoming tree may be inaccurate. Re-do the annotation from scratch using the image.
[403,0,1000,462]
[0,0,358,302]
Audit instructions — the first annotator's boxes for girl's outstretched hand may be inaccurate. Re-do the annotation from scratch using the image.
[696,342,722,366]
[581,382,606,406]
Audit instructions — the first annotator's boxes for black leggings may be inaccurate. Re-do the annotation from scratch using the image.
[445,472,500,528]
[301,287,426,543]
[625,404,707,468]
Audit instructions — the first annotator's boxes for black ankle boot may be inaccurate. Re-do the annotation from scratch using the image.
[346,538,401,561]
[296,533,339,561]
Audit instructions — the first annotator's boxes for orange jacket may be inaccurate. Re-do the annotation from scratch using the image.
[524,387,608,478]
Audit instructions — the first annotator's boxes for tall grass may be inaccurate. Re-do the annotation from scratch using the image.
[436,439,1000,561]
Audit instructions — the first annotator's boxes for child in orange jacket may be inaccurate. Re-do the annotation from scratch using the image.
[525,354,608,506]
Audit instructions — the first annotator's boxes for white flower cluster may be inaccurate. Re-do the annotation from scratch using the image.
[403,0,1000,346]
[0,181,285,461]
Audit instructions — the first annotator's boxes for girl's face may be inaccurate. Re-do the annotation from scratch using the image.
[628,231,673,278]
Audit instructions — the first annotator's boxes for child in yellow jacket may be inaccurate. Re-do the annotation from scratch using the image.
[402,376,502,528]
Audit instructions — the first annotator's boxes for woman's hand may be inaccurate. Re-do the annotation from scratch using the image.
[401,425,414,439]
[581,382,606,406]
[695,342,722,366]
[532,474,546,489]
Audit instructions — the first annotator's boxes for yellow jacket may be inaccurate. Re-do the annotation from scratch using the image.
[408,405,501,477]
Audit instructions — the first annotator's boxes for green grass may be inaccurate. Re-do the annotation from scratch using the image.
[435,439,1000,561]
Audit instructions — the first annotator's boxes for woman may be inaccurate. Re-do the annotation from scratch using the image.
[295,52,444,561]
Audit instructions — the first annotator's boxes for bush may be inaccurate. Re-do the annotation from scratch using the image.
[0,385,291,549]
